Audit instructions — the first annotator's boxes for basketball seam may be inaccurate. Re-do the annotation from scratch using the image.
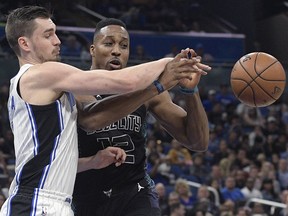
[234,55,284,105]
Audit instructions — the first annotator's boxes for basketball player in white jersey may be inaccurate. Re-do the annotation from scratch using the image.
[1,5,208,216]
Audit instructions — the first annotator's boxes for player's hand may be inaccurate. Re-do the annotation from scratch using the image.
[91,147,126,169]
[158,48,211,91]
[179,54,212,89]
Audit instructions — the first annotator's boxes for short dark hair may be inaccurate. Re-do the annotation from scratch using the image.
[93,18,127,41]
[5,5,51,56]
[170,202,182,213]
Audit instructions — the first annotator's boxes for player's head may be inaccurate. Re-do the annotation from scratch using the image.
[90,18,129,70]
[5,5,61,62]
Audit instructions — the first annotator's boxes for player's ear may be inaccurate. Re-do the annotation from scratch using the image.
[18,36,30,52]
[90,44,95,56]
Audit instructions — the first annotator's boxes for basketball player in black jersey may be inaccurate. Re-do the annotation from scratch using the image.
[73,19,211,216]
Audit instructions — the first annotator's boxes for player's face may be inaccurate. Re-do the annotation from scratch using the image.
[91,25,129,70]
[25,18,61,63]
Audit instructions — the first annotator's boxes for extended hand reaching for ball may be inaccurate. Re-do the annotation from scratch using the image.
[179,53,212,89]
[158,48,211,92]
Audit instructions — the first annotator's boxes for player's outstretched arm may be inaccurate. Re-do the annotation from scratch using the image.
[77,147,126,173]
[77,49,210,131]
[147,56,210,152]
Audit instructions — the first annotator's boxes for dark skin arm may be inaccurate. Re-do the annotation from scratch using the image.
[77,49,211,172]
[147,67,209,152]
[77,49,210,131]
[146,90,209,152]
[77,83,159,131]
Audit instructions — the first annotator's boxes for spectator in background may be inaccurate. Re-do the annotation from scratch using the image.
[130,44,152,61]
[174,178,196,213]
[276,158,288,190]
[202,89,218,114]
[61,34,83,58]
[220,176,245,204]
[242,106,266,132]
[275,190,288,216]
[169,202,186,216]
[260,178,280,202]
[215,83,238,110]
[264,116,281,137]
[190,153,209,183]
[205,165,224,189]
[219,199,235,216]
[248,125,266,148]
[165,45,179,58]
[235,207,251,216]
[195,43,214,63]
[162,191,181,216]
[234,170,248,189]
[250,203,268,216]
[155,182,169,215]
[233,149,251,171]
[211,139,230,165]
[219,150,236,178]
[171,17,188,32]
[192,185,220,216]
[147,151,173,186]
[241,177,263,200]
[167,139,193,178]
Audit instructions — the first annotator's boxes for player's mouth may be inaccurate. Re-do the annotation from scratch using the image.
[54,48,60,56]
[108,59,122,70]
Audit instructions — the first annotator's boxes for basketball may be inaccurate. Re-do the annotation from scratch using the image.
[230,52,286,107]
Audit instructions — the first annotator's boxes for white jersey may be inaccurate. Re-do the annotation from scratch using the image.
[7,64,78,196]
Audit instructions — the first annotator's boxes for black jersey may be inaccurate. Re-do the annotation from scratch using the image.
[73,103,152,202]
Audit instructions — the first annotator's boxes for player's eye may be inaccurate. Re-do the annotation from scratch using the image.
[104,42,113,46]
[121,44,128,49]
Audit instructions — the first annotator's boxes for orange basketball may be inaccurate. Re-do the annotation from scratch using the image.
[230,52,286,107]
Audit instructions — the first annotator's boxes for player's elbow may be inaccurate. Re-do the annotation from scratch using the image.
[185,135,209,152]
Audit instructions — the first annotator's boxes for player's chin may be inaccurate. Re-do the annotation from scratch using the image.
[55,55,61,62]
[49,53,61,62]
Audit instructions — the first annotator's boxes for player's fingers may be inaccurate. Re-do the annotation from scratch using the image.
[174,48,190,62]
[196,62,212,71]
[115,149,126,162]
[189,49,197,57]
[177,57,200,67]
[177,65,208,76]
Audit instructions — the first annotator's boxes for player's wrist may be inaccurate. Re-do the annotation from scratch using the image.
[153,80,165,94]
[179,85,199,94]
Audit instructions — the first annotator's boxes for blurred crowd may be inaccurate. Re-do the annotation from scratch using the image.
[145,84,288,216]
[0,0,206,33]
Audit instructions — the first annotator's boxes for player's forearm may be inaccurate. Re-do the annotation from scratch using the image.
[78,83,159,131]
[77,157,94,173]
[183,93,209,151]
[122,58,172,92]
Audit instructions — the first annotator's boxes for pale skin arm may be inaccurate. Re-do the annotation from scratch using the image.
[77,49,211,131]
[20,56,202,105]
